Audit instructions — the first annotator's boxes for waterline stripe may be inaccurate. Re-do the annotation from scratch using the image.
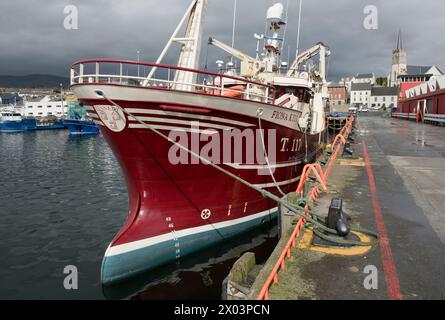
[105,207,278,257]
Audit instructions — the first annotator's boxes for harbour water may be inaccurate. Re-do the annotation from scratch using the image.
[0,130,277,299]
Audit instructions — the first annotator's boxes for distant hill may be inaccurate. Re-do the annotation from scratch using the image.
[0,74,70,88]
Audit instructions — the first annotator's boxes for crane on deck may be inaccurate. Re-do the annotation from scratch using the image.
[287,42,330,81]
[208,37,264,79]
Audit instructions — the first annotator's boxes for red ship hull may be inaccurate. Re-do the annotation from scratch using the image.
[72,82,325,284]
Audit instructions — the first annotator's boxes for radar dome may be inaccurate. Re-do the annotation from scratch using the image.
[266,3,284,23]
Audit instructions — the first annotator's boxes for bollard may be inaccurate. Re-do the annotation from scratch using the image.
[342,141,354,158]
[326,198,351,237]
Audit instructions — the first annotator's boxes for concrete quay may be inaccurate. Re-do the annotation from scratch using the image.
[236,112,445,300]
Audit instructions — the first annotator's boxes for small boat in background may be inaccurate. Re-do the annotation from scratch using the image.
[0,111,24,133]
[63,119,99,135]
[63,99,99,135]
[0,114,66,132]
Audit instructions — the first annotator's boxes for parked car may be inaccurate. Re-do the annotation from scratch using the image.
[348,106,358,114]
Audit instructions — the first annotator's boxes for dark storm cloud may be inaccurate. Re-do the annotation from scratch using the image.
[0,0,443,80]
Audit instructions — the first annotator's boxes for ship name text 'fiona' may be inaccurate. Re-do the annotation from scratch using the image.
[270,110,300,123]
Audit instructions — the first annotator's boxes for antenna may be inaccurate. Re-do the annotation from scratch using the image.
[281,0,290,51]
[231,0,237,62]
[254,33,265,60]
[295,0,303,58]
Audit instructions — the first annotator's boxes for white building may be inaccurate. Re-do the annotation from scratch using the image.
[353,73,375,85]
[23,95,67,118]
[350,83,372,107]
[370,86,398,110]
[398,65,443,83]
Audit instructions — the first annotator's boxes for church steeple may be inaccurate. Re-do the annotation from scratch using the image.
[396,29,403,50]
[390,29,407,87]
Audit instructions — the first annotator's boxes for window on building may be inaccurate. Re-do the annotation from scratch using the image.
[56,105,61,108]
[28,112,33,116]
[374,97,377,102]
[37,105,43,108]
[38,112,43,115]
[28,106,33,108]
[47,105,52,108]
[48,112,53,115]
[383,97,386,102]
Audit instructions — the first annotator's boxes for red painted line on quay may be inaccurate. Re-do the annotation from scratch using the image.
[360,121,403,300]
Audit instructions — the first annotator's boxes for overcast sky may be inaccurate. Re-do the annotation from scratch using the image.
[0,0,443,80]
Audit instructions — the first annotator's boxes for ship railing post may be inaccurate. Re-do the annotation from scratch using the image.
[246,83,250,100]
[95,62,99,83]
[271,86,276,104]
[119,63,123,84]
[265,87,269,103]
[70,68,75,85]
[168,68,171,87]
[79,64,84,84]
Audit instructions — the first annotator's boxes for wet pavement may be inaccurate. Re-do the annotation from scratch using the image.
[261,112,445,300]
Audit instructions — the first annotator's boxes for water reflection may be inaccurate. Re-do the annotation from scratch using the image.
[103,221,278,300]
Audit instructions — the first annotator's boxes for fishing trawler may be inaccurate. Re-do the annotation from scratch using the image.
[63,99,99,135]
[0,110,24,133]
[70,0,330,284]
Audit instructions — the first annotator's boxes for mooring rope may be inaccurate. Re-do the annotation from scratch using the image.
[256,108,286,197]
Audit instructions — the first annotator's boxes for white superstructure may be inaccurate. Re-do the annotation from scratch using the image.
[23,95,67,118]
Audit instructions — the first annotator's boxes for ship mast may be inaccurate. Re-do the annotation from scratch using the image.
[143,0,208,89]
[174,0,208,90]
[264,3,285,73]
